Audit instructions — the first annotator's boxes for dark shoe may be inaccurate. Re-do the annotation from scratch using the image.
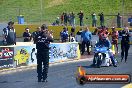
[91,64,96,67]
[37,76,42,82]
[125,58,127,63]
[97,65,101,68]
[38,79,41,82]
[121,58,123,62]
[113,65,117,67]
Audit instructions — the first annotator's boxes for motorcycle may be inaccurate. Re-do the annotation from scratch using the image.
[92,46,113,67]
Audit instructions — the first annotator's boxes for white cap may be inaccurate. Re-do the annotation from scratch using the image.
[26,28,29,31]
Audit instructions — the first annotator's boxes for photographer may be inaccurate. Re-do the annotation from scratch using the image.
[77,11,84,26]
[36,24,53,82]
[23,28,32,42]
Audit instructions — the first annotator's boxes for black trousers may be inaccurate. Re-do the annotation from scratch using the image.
[81,41,90,55]
[80,19,83,26]
[121,41,130,61]
[37,50,49,80]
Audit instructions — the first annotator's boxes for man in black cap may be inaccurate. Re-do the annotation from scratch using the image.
[36,24,53,82]
[3,21,16,45]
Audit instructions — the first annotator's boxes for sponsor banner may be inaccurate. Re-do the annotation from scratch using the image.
[28,45,37,65]
[14,46,32,66]
[0,47,14,69]
[49,42,80,62]
[0,42,80,68]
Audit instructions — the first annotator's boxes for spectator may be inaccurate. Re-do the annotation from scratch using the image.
[3,21,16,45]
[110,27,119,53]
[67,12,72,26]
[60,12,64,25]
[99,12,104,27]
[81,27,92,55]
[130,16,132,27]
[92,12,97,27]
[32,27,41,44]
[117,13,122,28]
[120,27,131,62]
[23,28,32,42]
[55,17,60,25]
[78,10,84,26]
[64,13,68,26]
[75,28,83,51]
[69,27,75,42]
[71,12,75,26]
[60,27,69,42]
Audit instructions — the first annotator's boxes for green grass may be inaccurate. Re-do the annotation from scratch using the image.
[0,0,132,26]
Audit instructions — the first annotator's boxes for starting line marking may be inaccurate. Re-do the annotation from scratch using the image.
[122,83,132,88]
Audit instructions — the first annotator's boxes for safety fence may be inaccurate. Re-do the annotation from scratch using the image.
[0,42,80,70]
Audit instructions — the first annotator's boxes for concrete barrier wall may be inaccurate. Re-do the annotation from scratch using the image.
[14,24,97,39]
[0,42,80,69]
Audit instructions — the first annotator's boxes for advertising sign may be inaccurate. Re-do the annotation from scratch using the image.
[0,47,14,69]
[49,42,80,62]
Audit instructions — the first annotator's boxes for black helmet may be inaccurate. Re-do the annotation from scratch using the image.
[8,21,14,25]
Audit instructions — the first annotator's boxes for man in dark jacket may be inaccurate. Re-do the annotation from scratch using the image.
[64,13,68,26]
[120,27,131,62]
[23,28,32,42]
[78,11,84,26]
[117,13,122,28]
[36,24,53,82]
[99,12,104,27]
[3,21,16,45]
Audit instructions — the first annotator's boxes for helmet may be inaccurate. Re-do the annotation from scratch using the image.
[102,33,107,40]
[112,27,115,29]
[8,21,14,25]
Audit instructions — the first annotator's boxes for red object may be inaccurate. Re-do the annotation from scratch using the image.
[98,29,109,40]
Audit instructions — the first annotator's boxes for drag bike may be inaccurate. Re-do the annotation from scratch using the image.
[92,46,112,67]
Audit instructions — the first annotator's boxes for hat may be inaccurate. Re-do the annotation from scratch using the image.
[41,24,48,30]
[8,21,14,25]
[112,27,115,29]
[26,29,29,31]
[25,27,29,31]
[93,13,96,15]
